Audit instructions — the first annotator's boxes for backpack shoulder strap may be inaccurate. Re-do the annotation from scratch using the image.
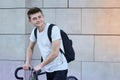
[48,24,64,54]
[48,24,55,42]
[34,28,37,39]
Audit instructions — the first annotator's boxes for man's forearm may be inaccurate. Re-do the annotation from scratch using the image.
[25,48,33,64]
[40,39,60,68]
[40,51,58,68]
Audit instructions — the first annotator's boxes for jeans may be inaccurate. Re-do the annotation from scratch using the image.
[46,69,68,80]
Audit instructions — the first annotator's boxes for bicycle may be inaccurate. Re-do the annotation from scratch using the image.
[15,67,78,80]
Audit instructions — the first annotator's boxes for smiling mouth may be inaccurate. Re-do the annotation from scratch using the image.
[36,22,41,25]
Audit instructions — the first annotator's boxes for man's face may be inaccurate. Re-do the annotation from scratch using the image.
[29,12,45,28]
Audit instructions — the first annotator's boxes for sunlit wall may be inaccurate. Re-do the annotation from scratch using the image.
[0,0,120,80]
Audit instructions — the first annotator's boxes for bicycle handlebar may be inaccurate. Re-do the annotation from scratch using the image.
[14,67,32,80]
[14,67,24,80]
[14,66,42,80]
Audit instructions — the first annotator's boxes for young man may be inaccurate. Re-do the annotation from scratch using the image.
[23,7,68,80]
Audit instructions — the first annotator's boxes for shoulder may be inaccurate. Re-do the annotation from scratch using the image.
[31,27,37,34]
[51,24,60,31]
[29,27,37,42]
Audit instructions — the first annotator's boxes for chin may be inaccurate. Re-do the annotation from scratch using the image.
[35,24,41,27]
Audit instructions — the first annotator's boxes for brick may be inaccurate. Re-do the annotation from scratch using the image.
[56,9,81,34]
[69,0,120,7]
[82,9,120,34]
[0,61,24,80]
[95,36,120,62]
[82,62,120,80]
[0,35,27,60]
[0,9,26,34]
[44,0,67,7]
[0,0,25,8]
[69,35,94,61]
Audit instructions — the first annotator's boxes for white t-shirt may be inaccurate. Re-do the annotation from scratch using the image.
[30,23,68,72]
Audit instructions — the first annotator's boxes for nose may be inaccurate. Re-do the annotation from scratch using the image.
[36,18,41,22]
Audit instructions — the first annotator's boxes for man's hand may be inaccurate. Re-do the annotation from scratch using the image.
[23,64,30,70]
[33,64,42,71]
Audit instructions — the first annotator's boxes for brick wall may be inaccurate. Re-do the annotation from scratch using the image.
[0,0,120,80]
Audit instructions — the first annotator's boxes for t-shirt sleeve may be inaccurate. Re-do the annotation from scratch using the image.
[30,28,37,42]
[51,26,61,41]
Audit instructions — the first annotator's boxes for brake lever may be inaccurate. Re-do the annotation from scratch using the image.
[32,69,41,80]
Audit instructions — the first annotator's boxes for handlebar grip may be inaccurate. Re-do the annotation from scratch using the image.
[33,69,41,75]
[14,67,23,80]
[33,69,41,80]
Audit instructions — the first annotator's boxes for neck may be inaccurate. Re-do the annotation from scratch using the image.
[38,23,46,32]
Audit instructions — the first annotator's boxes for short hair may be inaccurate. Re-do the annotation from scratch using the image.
[27,7,43,19]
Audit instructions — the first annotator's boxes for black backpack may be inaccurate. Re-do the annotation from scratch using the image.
[34,24,75,63]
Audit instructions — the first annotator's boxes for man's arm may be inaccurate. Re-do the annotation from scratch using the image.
[34,39,60,71]
[23,41,36,70]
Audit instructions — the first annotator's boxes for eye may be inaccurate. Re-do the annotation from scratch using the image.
[32,17,37,20]
[38,16,42,18]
